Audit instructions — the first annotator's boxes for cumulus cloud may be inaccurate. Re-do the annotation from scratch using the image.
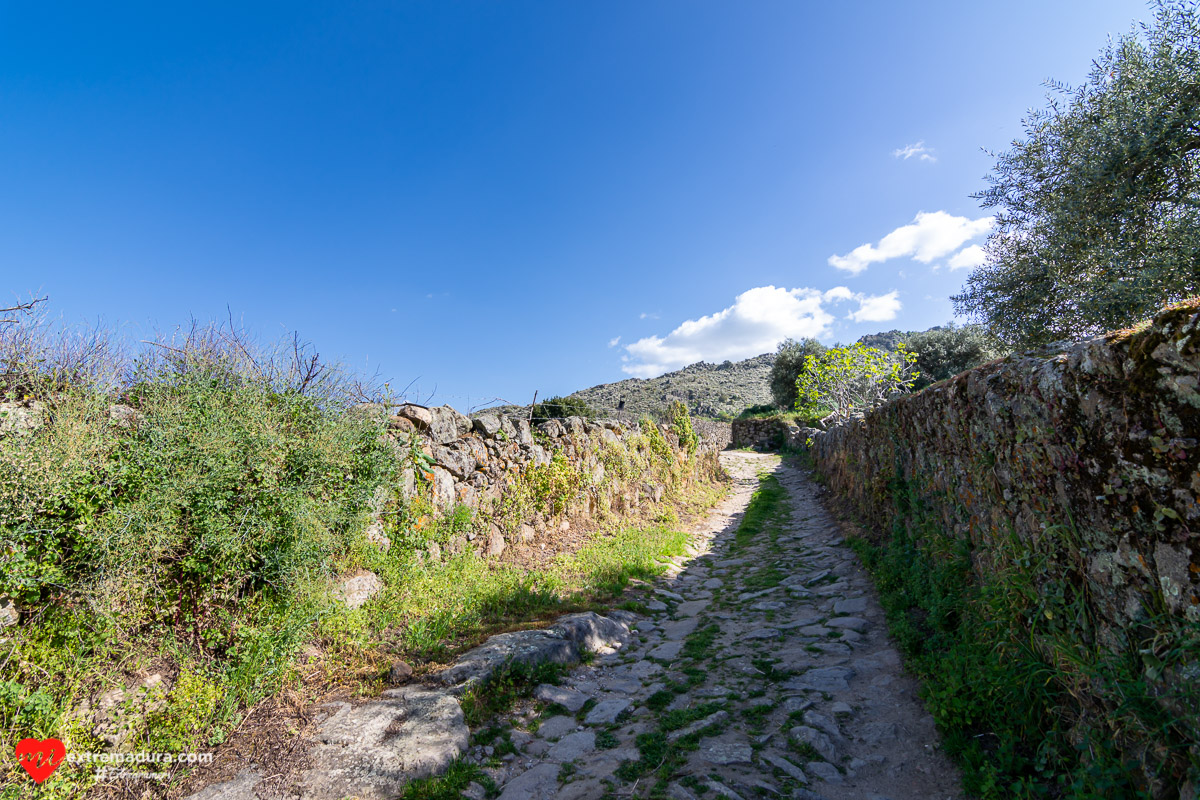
[639,312,659,320]
[607,336,621,348]
[893,141,936,162]
[947,244,987,270]
[829,211,993,275]
[619,285,903,378]
[848,290,901,323]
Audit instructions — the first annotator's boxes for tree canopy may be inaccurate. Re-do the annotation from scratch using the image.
[954,1,1200,346]
[901,324,1006,389]
[768,337,827,409]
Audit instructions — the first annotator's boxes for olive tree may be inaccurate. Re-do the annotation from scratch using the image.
[769,337,827,409]
[954,1,1200,346]
[902,324,1006,389]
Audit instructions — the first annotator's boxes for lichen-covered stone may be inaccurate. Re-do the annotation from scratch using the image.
[806,299,1200,789]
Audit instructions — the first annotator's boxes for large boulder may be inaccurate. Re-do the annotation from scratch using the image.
[394,404,433,430]
[0,401,44,435]
[429,406,471,444]
[431,467,456,511]
[472,413,502,437]
[433,445,475,479]
[333,571,383,610]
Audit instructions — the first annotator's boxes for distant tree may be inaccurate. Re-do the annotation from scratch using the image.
[795,343,919,423]
[531,395,595,423]
[902,324,1007,389]
[769,338,827,409]
[954,1,1200,347]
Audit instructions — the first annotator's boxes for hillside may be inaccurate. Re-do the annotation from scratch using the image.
[569,353,774,418]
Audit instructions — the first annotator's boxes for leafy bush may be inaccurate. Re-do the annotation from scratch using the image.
[795,343,918,422]
[0,316,398,780]
[667,400,698,455]
[901,324,1006,389]
[530,395,595,423]
[769,338,827,410]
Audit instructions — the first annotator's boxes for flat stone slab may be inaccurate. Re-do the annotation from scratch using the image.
[676,599,710,617]
[584,697,631,725]
[548,731,595,762]
[601,675,643,694]
[750,601,786,611]
[790,725,837,763]
[738,587,780,601]
[534,684,589,713]
[666,710,729,742]
[629,660,662,678]
[536,715,579,740]
[649,640,684,660]
[826,616,869,632]
[760,752,807,783]
[497,762,560,800]
[833,597,868,615]
[298,687,469,800]
[744,627,781,640]
[785,666,855,694]
[702,741,753,765]
[434,612,628,694]
[806,760,843,782]
[662,618,699,640]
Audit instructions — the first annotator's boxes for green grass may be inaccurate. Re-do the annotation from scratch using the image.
[398,758,494,800]
[730,474,788,553]
[0,318,727,798]
[848,478,1200,799]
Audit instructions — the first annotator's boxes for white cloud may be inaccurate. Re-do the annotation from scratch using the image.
[622,286,835,378]
[947,244,987,270]
[848,291,901,323]
[639,312,659,320]
[607,336,621,348]
[829,211,993,275]
[619,285,905,378]
[893,141,936,163]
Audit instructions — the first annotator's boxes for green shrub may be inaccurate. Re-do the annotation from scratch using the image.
[795,343,918,421]
[530,395,595,423]
[667,400,698,455]
[901,324,1006,389]
[769,338,827,409]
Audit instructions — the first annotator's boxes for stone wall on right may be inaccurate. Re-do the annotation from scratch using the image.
[806,300,1200,782]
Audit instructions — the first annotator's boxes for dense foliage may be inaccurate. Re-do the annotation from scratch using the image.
[794,343,918,422]
[768,337,827,410]
[955,0,1200,346]
[530,394,595,423]
[901,324,1006,389]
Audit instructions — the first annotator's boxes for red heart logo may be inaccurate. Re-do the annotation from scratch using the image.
[15,738,66,784]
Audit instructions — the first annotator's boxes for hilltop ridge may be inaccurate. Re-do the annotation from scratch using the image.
[568,353,774,418]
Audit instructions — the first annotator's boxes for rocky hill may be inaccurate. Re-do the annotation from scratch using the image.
[569,353,774,418]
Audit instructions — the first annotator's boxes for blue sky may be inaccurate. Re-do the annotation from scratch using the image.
[2,1,1148,409]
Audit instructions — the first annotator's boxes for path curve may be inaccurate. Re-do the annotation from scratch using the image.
[465,451,963,800]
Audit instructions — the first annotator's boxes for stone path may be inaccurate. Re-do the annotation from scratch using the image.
[459,451,964,800]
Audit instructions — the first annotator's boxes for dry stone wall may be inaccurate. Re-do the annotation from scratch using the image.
[804,300,1200,783]
[731,417,795,450]
[373,404,724,561]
